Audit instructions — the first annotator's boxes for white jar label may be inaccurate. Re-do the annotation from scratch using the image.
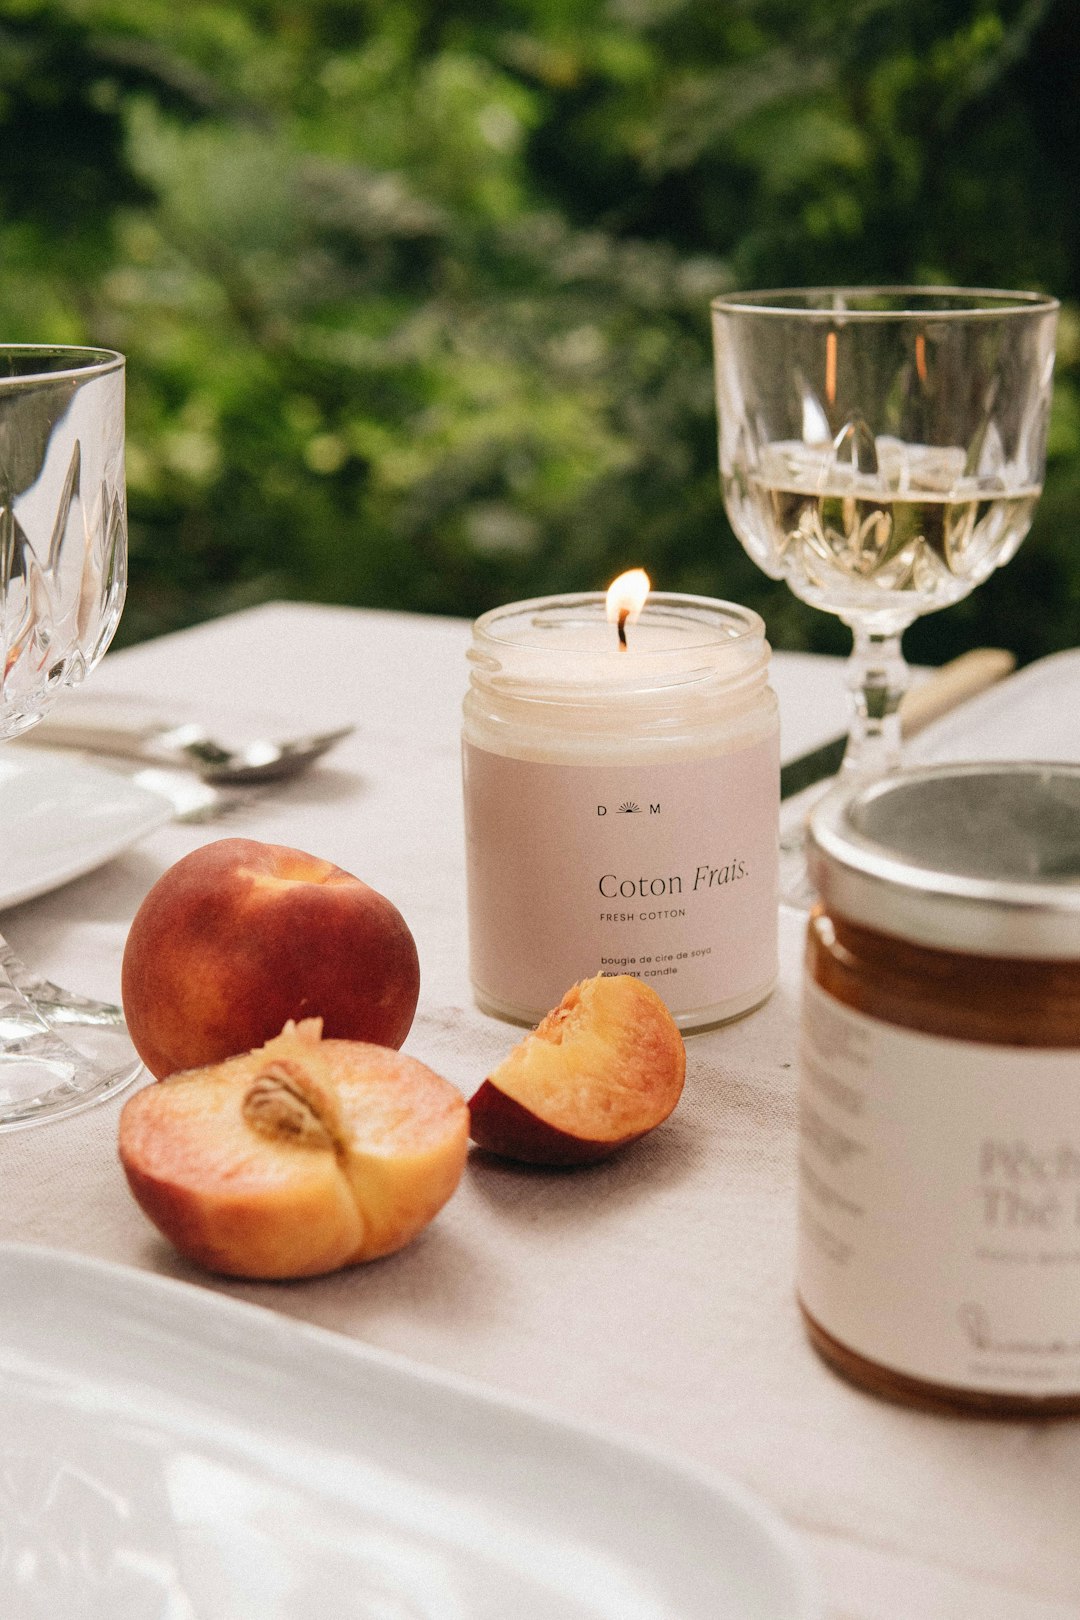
[799,976,1080,1396]
[463,734,778,1024]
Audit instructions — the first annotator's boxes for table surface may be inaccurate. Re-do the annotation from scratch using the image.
[2,602,1079,1620]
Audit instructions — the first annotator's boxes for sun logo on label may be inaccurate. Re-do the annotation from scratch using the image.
[617,802,641,814]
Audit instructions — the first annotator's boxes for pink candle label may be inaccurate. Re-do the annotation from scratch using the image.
[463,733,779,1023]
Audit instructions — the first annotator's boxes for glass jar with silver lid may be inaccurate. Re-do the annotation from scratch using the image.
[798,761,1080,1416]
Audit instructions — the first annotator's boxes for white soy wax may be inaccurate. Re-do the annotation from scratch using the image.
[462,588,779,1030]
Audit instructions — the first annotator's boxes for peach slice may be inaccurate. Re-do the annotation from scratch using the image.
[469,974,685,1166]
[119,1020,468,1278]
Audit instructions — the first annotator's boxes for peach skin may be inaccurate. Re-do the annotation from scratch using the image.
[122,837,420,1079]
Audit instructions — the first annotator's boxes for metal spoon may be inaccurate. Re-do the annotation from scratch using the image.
[22,719,355,785]
[145,722,355,784]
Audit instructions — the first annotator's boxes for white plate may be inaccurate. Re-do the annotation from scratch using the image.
[910,646,1080,765]
[0,748,172,910]
[0,1245,818,1620]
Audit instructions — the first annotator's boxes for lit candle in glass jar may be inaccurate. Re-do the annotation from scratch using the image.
[462,576,780,1031]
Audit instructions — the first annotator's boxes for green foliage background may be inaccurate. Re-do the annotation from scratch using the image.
[2,0,1077,662]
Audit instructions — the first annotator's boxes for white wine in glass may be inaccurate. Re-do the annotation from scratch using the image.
[712,287,1058,784]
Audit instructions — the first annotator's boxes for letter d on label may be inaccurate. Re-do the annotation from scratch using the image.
[597,805,607,815]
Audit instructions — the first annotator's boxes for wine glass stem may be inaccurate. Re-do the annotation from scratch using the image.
[842,624,910,779]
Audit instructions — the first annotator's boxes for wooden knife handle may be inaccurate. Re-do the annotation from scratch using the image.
[899,648,1017,740]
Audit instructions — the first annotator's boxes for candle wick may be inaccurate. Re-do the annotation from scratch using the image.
[617,610,629,650]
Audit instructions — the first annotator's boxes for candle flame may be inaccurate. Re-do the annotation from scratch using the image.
[608,570,650,644]
[606,568,651,650]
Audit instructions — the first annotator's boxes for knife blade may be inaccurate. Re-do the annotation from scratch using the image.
[779,647,1017,800]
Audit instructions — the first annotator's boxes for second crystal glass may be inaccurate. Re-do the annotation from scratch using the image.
[711,287,1058,780]
[1,345,137,1129]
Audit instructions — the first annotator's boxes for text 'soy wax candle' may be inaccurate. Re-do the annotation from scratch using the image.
[462,574,780,1030]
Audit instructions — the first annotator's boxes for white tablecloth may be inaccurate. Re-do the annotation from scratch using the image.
[2,602,1079,1620]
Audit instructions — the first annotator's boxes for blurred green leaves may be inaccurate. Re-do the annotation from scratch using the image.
[0,0,1077,660]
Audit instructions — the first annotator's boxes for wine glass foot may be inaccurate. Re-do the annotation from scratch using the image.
[0,1029,142,1131]
[1,941,142,1132]
[779,847,818,911]
[0,1046,142,1132]
[778,781,836,911]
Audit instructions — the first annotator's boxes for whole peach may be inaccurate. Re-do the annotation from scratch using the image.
[122,838,420,1079]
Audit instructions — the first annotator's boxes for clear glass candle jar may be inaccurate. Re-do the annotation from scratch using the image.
[800,762,1080,1416]
[462,593,779,1030]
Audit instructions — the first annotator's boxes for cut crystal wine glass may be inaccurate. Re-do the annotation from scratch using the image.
[1,345,140,1129]
[711,288,1058,799]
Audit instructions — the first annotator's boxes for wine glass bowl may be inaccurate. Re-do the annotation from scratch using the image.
[712,288,1058,777]
[1,345,139,1129]
[1,347,127,738]
[733,435,1041,628]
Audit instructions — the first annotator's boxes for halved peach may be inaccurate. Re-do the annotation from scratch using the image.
[119,1020,468,1278]
[469,974,685,1166]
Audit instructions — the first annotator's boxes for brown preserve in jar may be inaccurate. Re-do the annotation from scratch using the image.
[799,762,1080,1416]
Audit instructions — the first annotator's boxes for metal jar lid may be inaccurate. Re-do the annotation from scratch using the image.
[807,762,1080,959]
